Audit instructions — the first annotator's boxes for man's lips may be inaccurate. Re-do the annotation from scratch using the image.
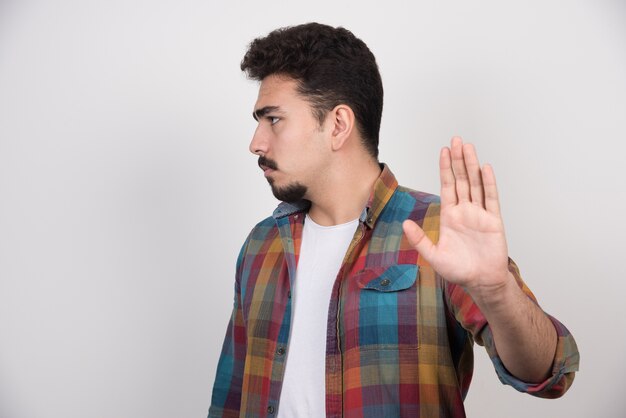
[258,157,278,177]
[260,165,274,176]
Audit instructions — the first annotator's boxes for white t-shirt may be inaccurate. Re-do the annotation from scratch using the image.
[277,214,359,418]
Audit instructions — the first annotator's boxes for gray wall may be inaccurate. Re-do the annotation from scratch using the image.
[1,0,624,417]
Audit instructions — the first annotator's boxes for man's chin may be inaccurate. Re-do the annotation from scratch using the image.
[270,182,307,203]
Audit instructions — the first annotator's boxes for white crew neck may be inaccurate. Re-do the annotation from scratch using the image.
[305,213,360,230]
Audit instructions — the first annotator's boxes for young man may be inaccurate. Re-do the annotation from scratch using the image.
[208,23,579,418]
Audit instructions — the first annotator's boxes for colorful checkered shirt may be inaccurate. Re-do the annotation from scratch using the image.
[208,164,579,418]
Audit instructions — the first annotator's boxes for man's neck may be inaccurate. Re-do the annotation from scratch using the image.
[306,159,382,226]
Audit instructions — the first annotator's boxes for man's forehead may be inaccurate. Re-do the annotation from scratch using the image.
[253,75,302,112]
[258,75,301,99]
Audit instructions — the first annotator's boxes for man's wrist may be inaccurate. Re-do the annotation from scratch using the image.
[465,270,520,312]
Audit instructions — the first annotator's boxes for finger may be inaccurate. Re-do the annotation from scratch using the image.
[450,136,470,203]
[462,143,484,208]
[439,147,457,207]
[482,163,501,216]
[403,220,436,263]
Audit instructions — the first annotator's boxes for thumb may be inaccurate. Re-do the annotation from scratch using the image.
[402,220,436,263]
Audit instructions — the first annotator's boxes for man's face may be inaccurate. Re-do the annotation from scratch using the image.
[249,75,330,202]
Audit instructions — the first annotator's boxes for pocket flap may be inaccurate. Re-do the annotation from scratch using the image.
[354,264,419,292]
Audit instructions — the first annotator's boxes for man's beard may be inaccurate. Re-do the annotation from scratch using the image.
[268,178,307,203]
[258,155,307,203]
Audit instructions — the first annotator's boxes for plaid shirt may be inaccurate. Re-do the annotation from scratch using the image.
[208,164,579,418]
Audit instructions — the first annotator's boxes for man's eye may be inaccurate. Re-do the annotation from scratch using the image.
[269,116,280,125]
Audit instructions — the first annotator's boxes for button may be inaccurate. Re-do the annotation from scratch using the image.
[267,405,275,414]
[380,278,391,287]
[367,216,373,223]
[276,346,285,356]
[294,214,299,220]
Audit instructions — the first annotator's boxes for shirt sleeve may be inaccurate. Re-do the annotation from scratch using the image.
[444,258,580,399]
[208,238,250,418]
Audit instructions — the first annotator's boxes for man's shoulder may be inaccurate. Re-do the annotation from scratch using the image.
[391,184,441,218]
[389,184,441,241]
[395,183,441,206]
[247,215,279,241]
[234,216,279,264]
[379,183,442,227]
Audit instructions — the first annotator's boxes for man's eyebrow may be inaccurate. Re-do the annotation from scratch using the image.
[253,106,281,121]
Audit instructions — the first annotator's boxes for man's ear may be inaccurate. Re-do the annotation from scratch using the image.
[329,104,355,151]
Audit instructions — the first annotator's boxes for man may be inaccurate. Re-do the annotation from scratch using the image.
[208,23,579,418]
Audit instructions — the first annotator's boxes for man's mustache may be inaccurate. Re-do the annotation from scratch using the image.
[258,156,278,171]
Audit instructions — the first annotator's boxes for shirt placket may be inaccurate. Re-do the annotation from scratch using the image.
[325,217,368,418]
[265,213,302,417]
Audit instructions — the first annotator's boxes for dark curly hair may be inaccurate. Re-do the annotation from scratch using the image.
[241,22,383,159]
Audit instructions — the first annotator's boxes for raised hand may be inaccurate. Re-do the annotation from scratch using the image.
[403,136,510,294]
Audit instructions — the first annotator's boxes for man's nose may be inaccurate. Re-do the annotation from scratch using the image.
[249,124,269,156]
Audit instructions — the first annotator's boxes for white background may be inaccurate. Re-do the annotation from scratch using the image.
[1,1,625,417]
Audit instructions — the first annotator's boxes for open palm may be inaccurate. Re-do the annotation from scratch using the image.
[403,137,510,290]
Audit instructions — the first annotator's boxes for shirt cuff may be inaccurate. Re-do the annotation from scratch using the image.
[481,314,580,399]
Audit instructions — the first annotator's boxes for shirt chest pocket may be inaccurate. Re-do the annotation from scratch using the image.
[345,264,420,351]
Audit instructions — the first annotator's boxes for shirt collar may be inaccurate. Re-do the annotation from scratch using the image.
[272,163,399,229]
[272,199,311,219]
[363,163,399,228]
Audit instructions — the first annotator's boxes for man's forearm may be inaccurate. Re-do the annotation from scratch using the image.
[468,271,558,383]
